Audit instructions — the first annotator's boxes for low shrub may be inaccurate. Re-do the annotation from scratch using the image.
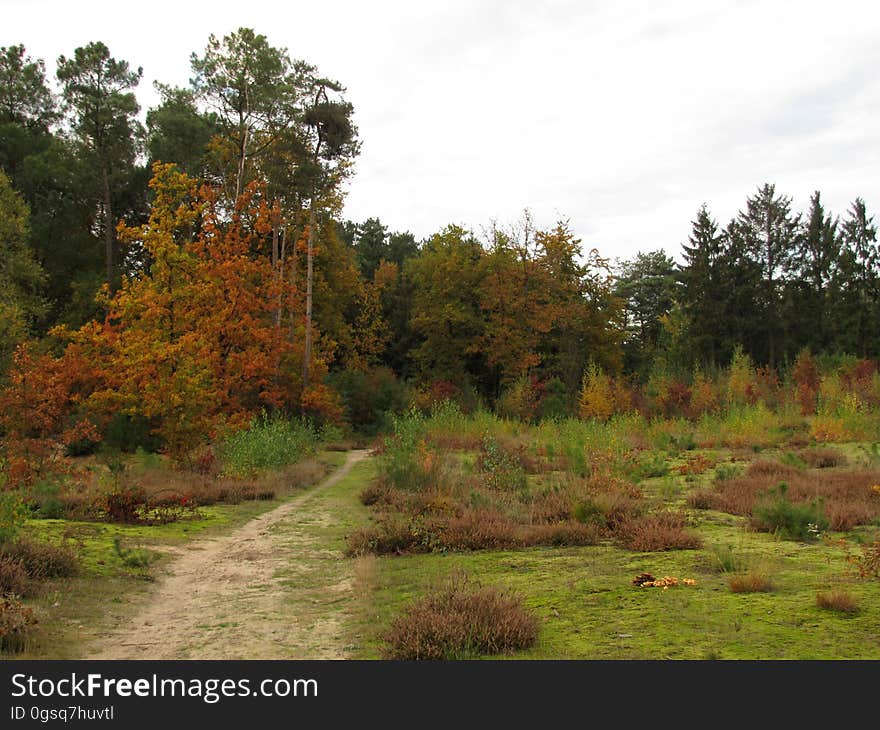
[0,493,27,545]
[728,571,773,593]
[799,448,845,469]
[616,512,702,551]
[382,573,538,659]
[0,538,78,579]
[476,436,527,491]
[219,414,318,477]
[816,590,859,614]
[0,596,37,653]
[0,556,33,597]
[751,485,829,541]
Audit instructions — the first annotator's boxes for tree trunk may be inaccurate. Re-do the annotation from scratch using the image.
[275,226,285,328]
[302,208,315,389]
[767,232,776,370]
[102,166,115,296]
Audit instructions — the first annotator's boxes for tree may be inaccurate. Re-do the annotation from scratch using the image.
[57,164,300,453]
[407,225,487,386]
[146,84,219,177]
[190,27,309,201]
[353,217,389,280]
[0,44,58,179]
[0,171,45,373]
[680,205,729,366]
[734,183,800,366]
[836,198,879,356]
[537,222,623,393]
[789,191,839,352]
[56,41,144,294]
[477,213,555,391]
[191,29,359,389]
[614,250,678,374]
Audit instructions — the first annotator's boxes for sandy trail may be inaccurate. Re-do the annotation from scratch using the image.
[87,450,369,659]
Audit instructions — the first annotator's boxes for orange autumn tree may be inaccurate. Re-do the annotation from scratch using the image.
[57,164,307,454]
[0,342,98,485]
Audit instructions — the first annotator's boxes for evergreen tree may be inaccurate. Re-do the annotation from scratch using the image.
[57,41,145,294]
[680,205,727,366]
[789,191,839,353]
[734,183,800,366]
[837,198,879,356]
[615,250,677,374]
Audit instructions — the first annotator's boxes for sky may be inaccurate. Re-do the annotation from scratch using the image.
[5,0,880,263]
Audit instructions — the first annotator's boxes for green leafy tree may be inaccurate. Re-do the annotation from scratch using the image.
[0,171,45,373]
[407,225,487,386]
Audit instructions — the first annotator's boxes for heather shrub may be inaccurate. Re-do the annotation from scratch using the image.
[616,512,702,551]
[103,484,149,524]
[0,596,37,653]
[382,573,538,659]
[523,521,601,547]
[799,447,844,469]
[0,556,33,597]
[0,537,78,579]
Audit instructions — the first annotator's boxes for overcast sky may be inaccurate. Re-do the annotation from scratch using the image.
[5,0,880,262]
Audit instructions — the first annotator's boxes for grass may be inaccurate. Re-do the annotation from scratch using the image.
[816,590,860,615]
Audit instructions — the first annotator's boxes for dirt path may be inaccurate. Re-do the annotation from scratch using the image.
[87,450,370,659]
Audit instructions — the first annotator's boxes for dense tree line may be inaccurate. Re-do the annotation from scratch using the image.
[1,29,878,445]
